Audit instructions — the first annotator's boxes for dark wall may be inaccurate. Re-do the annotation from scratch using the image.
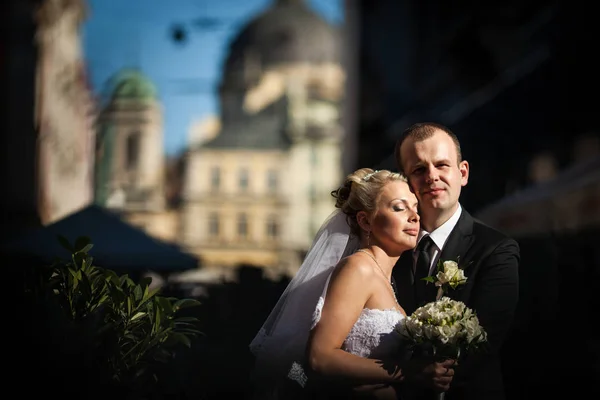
[1,0,42,243]
[355,0,598,213]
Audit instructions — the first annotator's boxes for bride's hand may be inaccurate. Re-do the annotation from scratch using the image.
[404,358,456,393]
[425,359,455,393]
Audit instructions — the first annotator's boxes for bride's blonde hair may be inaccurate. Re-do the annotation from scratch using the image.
[330,168,407,236]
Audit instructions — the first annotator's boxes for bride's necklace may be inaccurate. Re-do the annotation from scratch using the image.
[356,249,399,305]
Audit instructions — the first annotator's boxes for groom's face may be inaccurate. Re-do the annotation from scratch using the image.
[399,129,469,221]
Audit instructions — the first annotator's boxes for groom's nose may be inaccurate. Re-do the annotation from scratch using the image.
[424,166,439,183]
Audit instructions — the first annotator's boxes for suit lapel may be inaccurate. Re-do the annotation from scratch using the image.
[439,209,475,268]
[438,210,475,301]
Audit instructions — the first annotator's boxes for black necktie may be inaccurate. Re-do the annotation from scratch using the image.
[414,236,434,303]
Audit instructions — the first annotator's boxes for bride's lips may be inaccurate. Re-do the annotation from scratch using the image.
[403,229,419,236]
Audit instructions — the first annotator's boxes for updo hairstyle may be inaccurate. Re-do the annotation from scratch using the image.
[330,168,407,236]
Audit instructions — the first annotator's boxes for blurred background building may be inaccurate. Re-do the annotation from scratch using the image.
[1,0,96,243]
[180,0,345,278]
[92,0,347,281]
[35,0,96,225]
[93,69,177,244]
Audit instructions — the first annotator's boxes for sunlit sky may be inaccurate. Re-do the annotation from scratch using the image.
[83,0,344,156]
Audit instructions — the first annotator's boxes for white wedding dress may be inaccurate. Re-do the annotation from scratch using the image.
[287,274,406,388]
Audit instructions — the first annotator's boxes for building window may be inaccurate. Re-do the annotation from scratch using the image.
[237,213,248,238]
[239,168,249,191]
[267,169,278,192]
[210,166,220,190]
[208,212,219,237]
[266,216,278,239]
[126,132,140,170]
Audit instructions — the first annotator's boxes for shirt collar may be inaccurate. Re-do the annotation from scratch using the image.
[417,204,463,251]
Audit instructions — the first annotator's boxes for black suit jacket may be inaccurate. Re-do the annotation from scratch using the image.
[393,209,520,400]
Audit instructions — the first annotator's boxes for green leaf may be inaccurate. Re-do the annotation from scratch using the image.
[105,270,120,286]
[133,285,143,302]
[154,305,162,329]
[72,252,86,269]
[157,297,173,315]
[174,320,199,328]
[57,235,73,252]
[173,298,201,311]
[175,317,201,323]
[80,272,92,300]
[145,286,161,301]
[68,267,80,280]
[80,256,88,271]
[175,327,202,336]
[78,244,94,254]
[97,293,110,305]
[74,236,92,252]
[131,312,146,322]
[171,332,191,347]
[139,276,152,289]
[153,347,172,363]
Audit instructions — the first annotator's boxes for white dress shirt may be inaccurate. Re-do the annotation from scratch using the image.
[414,204,463,276]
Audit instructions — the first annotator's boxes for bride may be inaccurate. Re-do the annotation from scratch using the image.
[250,168,455,399]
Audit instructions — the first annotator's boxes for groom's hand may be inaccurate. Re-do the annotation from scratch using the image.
[404,358,456,393]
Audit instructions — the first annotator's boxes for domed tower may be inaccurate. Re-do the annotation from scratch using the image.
[95,69,165,212]
[182,0,345,277]
[218,0,342,124]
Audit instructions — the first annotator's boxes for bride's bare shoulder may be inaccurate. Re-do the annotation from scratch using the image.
[332,252,377,280]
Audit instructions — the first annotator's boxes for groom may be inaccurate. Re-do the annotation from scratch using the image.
[391,122,520,400]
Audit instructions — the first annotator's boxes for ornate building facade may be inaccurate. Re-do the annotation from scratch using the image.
[93,69,179,243]
[181,0,346,277]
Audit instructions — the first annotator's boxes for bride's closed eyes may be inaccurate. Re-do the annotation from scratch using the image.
[391,199,419,213]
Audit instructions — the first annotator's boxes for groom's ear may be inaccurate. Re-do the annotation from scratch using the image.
[459,160,469,187]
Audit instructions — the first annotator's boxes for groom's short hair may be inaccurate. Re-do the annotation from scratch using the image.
[394,122,463,173]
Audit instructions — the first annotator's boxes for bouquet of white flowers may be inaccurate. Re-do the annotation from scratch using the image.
[396,297,488,399]
[397,296,487,357]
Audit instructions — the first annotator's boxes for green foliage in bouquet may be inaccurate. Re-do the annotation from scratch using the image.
[24,235,202,398]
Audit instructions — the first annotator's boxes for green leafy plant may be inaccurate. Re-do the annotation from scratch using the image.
[27,235,202,397]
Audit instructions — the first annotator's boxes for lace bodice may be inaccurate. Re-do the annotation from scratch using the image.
[313,296,405,358]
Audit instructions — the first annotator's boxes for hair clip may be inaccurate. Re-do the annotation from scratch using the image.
[363,170,379,181]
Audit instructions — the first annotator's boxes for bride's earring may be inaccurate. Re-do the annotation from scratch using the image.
[366,230,371,247]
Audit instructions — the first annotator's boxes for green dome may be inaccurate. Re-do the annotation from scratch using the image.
[108,69,158,101]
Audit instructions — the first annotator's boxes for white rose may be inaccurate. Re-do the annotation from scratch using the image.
[443,260,459,274]
[449,268,467,287]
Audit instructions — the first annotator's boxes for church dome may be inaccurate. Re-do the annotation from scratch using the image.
[108,69,158,102]
[221,0,340,89]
